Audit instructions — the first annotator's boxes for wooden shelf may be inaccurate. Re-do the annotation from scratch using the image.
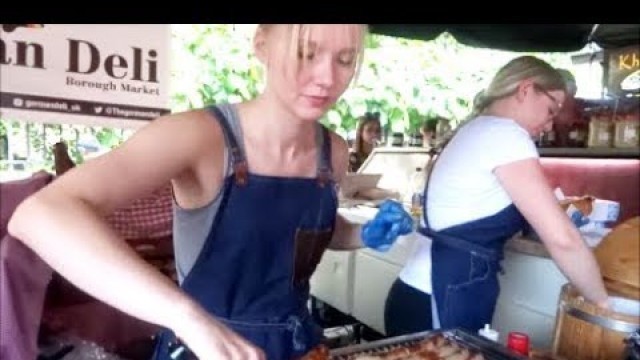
[538,147,640,159]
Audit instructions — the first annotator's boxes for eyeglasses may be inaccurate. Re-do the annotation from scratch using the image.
[533,84,562,117]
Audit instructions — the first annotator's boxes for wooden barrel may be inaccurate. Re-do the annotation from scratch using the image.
[552,284,640,360]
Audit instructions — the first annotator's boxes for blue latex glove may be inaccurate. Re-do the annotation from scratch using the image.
[569,209,590,228]
[361,200,414,252]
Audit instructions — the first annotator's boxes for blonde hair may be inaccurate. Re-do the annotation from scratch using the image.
[471,56,566,119]
[257,24,368,85]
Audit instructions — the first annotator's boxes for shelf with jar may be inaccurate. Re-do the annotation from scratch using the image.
[537,147,640,158]
[537,96,639,159]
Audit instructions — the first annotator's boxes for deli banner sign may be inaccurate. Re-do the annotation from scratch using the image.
[0,24,171,128]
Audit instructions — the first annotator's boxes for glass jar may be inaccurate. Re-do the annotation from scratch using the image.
[588,110,613,148]
[409,133,423,147]
[614,112,640,148]
[568,121,588,148]
[390,132,404,147]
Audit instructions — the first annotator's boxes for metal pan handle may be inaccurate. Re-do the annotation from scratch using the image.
[564,303,639,333]
[168,340,196,360]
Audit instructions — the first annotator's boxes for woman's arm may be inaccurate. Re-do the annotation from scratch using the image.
[330,214,364,250]
[328,133,412,251]
[8,111,264,358]
[327,132,364,250]
[494,158,609,308]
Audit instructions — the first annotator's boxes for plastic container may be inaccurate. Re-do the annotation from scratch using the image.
[588,111,613,148]
[567,121,588,147]
[390,132,404,147]
[507,331,530,356]
[407,167,425,219]
[478,324,499,342]
[408,132,423,147]
[614,113,639,148]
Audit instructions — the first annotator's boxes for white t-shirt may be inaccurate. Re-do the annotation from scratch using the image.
[398,116,538,294]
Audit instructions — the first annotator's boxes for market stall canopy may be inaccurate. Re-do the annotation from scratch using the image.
[368,24,640,52]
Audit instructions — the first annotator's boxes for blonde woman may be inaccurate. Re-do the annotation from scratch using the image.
[385,56,609,336]
[9,25,412,360]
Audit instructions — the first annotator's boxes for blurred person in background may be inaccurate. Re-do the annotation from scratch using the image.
[349,112,381,172]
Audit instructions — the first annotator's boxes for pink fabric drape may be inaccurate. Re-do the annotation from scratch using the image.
[1,173,54,360]
[540,157,640,224]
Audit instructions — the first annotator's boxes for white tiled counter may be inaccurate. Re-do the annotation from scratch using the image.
[311,206,420,334]
[310,206,567,347]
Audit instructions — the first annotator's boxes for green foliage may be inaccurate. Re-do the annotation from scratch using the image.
[0,118,133,173]
[2,24,574,175]
[170,25,573,140]
[171,25,264,112]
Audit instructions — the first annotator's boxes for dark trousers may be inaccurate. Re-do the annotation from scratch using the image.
[383,278,433,337]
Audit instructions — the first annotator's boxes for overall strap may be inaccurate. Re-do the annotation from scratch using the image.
[315,124,333,187]
[422,148,440,230]
[421,148,500,262]
[419,226,500,261]
[208,106,249,186]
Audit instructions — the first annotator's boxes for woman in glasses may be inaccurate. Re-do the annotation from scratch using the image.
[385,55,609,336]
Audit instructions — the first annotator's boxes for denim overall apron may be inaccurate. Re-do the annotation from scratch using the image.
[418,154,529,333]
[152,106,337,360]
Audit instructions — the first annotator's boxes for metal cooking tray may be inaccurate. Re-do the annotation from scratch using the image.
[329,329,527,360]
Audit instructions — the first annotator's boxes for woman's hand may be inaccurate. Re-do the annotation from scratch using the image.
[174,304,266,360]
[361,199,414,252]
[595,298,611,311]
[494,158,609,307]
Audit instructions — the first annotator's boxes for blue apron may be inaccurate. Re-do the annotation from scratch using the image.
[152,106,337,360]
[419,155,528,333]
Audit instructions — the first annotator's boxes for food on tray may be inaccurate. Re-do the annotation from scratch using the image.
[300,334,486,360]
[301,344,330,360]
[559,195,594,216]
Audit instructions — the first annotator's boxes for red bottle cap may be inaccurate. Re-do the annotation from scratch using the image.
[507,331,530,356]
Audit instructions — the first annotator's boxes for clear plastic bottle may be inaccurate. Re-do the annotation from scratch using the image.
[408,167,426,219]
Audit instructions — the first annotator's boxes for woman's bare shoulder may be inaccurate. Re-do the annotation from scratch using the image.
[325,128,350,181]
[164,107,221,131]
[150,107,226,149]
